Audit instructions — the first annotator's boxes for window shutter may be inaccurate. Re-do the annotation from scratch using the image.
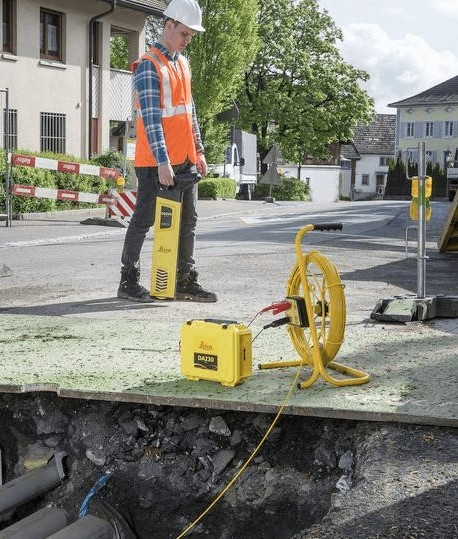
[434,121,443,138]
[414,122,422,138]
[400,122,406,138]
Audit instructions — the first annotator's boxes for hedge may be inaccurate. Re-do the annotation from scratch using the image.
[254,177,310,201]
[198,177,237,199]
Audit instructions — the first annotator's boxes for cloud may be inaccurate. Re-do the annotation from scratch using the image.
[432,0,458,18]
[338,23,458,112]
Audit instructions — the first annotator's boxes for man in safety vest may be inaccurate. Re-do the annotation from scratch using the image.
[118,0,217,303]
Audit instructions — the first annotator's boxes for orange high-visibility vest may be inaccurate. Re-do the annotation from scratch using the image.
[132,47,197,167]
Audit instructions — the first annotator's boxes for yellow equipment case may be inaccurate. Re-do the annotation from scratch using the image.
[181,319,253,387]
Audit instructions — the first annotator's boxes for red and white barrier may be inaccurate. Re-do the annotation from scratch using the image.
[7,153,137,224]
[109,191,137,218]
[10,153,121,180]
[11,184,114,205]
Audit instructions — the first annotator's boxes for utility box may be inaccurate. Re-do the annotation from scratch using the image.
[181,319,252,387]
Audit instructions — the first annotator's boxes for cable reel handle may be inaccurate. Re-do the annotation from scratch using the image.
[313,223,343,232]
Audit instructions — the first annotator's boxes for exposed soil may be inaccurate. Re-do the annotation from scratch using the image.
[0,393,456,539]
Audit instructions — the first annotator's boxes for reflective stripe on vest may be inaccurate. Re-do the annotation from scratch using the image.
[143,50,193,118]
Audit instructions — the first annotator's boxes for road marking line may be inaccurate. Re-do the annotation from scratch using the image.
[0,230,126,249]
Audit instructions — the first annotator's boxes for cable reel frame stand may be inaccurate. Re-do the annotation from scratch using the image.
[259,223,370,389]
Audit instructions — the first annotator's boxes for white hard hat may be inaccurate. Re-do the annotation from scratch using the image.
[163,0,205,32]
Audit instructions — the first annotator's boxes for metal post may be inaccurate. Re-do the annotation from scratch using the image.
[417,141,426,298]
[1,88,13,227]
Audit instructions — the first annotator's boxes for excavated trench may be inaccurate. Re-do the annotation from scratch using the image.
[0,392,356,538]
[2,393,456,539]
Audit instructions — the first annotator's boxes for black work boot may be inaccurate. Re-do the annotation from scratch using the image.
[117,268,154,303]
[175,270,217,303]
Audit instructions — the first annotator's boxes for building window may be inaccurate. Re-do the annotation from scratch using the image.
[443,150,454,168]
[2,0,13,52]
[361,174,369,185]
[444,121,454,137]
[40,8,63,61]
[425,150,432,162]
[425,121,433,137]
[3,107,17,150]
[110,27,130,70]
[340,158,351,170]
[406,122,414,137]
[40,112,66,153]
[379,156,390,166]
[407,149,417,164]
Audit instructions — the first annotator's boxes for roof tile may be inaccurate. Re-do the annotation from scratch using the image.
[388,75,458,107]
[352,114,396,155]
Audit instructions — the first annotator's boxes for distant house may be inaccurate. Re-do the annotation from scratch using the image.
[278,143,342,204]
[340,114,396,200]
[388,75,458,168]
[1,0,165,158]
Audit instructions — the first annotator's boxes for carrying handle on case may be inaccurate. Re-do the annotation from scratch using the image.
[173,172,200,191]
[159,172,199,192]
[157,173,200,201]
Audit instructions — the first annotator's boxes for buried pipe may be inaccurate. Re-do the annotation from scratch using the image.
[0,452,66,521]
[0,506,68,539]
[46,515,115,539]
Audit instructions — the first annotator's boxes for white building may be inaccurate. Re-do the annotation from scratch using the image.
[388,74,458,168]
[340,114,396,200]
[1,0,165,158]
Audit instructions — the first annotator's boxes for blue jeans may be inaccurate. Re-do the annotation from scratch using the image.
[121,161,198,279]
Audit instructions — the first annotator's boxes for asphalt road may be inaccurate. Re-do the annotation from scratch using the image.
[1,199,456,324]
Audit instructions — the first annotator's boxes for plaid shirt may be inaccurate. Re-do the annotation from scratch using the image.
[134,42,204,166]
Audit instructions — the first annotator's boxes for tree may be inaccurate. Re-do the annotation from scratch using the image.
[110,35,129,70]
[187,0,259,162]
[386,155,448,198]
[237,0,375,164]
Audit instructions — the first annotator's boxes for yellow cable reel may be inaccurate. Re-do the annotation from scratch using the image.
[286,249,345,366]
[259,223,370,389]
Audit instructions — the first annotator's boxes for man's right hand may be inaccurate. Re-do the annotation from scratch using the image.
[158,163,175,187]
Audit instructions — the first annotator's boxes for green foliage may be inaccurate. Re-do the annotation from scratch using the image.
[188,0,259,163]
[385,156,448,198]
[237,0,374,164]
[90,149,125,169]
[385,156,408,197]
[255,177,310,201]
[428,162,447,198]
[110,35,130,70]
[198,177,237,199]
[0,149,109,214]
[197,121,230,165]
[90,149,135,188]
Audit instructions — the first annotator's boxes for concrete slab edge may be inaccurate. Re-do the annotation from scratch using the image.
[0,385,455,429]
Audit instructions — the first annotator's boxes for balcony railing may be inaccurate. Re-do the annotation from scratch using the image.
[110,68,135,121]
[91,67,135,121]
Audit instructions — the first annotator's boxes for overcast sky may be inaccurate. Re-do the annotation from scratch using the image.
[318,0,458,114]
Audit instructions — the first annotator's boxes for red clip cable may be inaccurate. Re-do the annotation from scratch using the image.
[261,300,291,315]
